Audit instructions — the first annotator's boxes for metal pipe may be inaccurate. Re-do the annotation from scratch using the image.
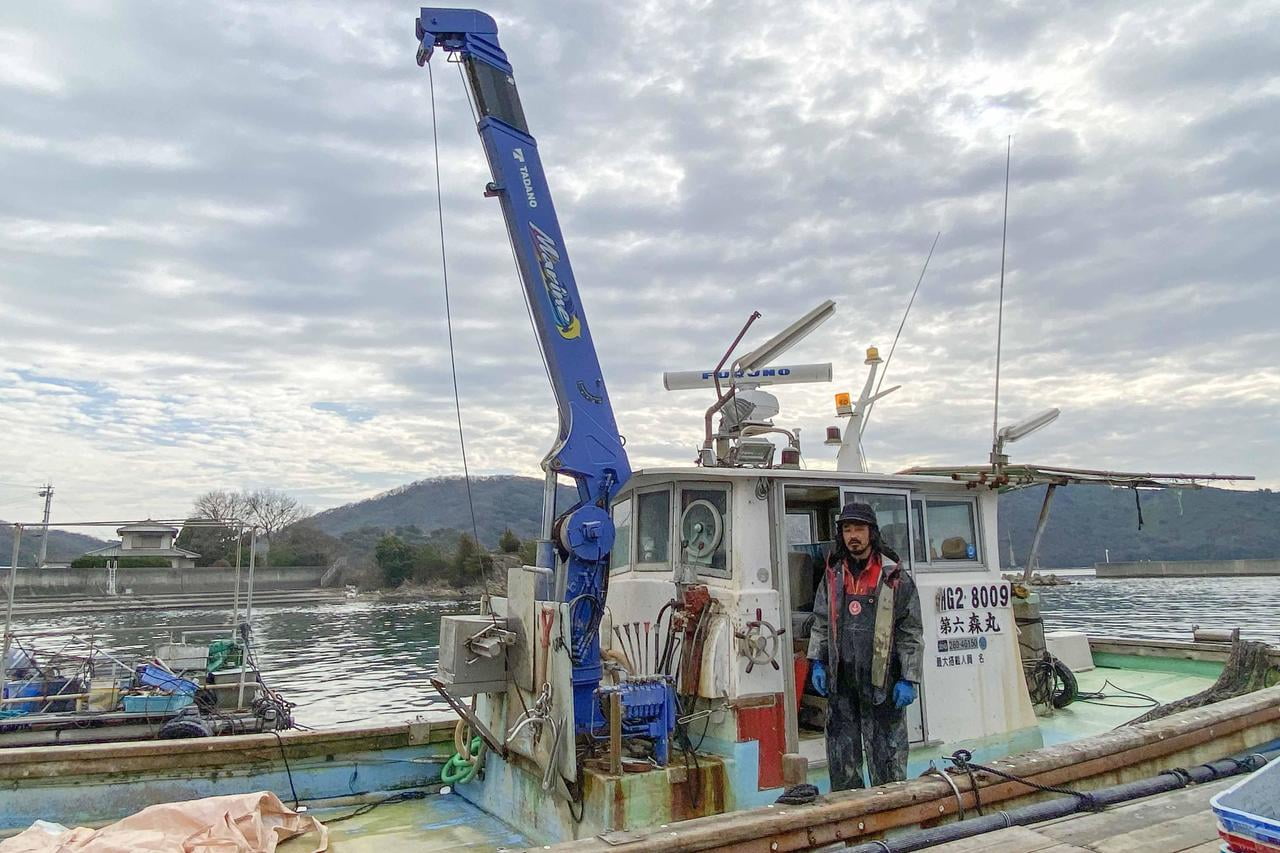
[609,691,623,776]
[231,524,244,630]
[2,524,24,694]
[17,623,232,640]
[842,748,1278,853]
[237,527,257,708]
[1022,484,1057,584]
[702,312,762,455]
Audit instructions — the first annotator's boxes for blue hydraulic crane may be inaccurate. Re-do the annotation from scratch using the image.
[414,9,650,740]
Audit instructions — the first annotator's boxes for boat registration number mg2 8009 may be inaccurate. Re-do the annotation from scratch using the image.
[935,582,1012,613]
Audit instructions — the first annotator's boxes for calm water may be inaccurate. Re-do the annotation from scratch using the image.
[9,576,1277,728]
[10,599,470,727]
[1036,574,1279,645]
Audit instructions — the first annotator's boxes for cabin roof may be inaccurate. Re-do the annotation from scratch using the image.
[898,463,1253,490]
[626,466,965,488]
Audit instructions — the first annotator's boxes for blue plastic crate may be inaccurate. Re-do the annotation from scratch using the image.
[136,663,198,696]
[122,693,193,714]
[3,678,80,713]
[1211,757,1280,849]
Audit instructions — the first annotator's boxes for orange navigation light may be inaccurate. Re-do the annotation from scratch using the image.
[834,392,853,417]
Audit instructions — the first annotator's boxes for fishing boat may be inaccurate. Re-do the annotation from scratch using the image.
[1,519,294,748]
[3,8,1273,853]
[2,635,1276,850]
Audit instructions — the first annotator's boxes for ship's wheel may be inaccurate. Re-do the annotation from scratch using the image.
[680,499,723,564]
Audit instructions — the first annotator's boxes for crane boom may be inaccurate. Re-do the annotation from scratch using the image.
[415,8,632,734]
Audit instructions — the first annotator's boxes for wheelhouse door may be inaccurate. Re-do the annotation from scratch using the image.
[837,486,927,745]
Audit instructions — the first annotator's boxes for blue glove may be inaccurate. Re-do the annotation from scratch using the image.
[893,680,918,709]
[810,660,828,696]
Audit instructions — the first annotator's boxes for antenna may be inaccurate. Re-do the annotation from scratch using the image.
[991,136,1011,450]
[671,302,838,467]
[736,300,835,372]
[860,232,940,439]
[998,408,1060,444]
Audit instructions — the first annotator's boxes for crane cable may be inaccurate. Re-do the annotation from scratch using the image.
[426,58,488,602]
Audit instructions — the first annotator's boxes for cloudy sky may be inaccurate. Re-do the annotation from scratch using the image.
[0,0,1275,530]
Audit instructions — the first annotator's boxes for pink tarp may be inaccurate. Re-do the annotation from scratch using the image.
[0,791,327,853]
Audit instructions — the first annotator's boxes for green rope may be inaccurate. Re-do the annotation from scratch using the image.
[440,736,484,785]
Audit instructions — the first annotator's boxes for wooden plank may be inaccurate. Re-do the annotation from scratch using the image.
[923,826,1092,853]
[1036,778,1235,847]
[1088,813,1220,853]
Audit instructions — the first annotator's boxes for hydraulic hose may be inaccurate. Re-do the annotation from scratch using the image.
[842,748,1279,853]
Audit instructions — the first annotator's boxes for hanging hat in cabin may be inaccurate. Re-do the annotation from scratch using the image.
[835,502,878,528]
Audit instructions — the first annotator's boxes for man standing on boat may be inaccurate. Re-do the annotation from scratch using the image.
[807,502,923,790]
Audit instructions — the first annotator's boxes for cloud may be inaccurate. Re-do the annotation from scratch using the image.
[0,0,1274,532]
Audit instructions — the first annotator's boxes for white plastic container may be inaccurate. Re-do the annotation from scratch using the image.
[1045,630,1095,672]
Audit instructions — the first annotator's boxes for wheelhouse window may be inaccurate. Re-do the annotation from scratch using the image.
[679,485,730,579]
[610,497,633,573]
[925,498,980,562]
[911,499,927,565]
[844,492,911,565]
[635,488,672,570]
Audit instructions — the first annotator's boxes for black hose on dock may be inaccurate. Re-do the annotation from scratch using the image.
[842,747,1279,853]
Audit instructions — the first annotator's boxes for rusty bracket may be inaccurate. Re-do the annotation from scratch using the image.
[428,677,506,758]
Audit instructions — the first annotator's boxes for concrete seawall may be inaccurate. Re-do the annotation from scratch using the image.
[2,564,330,597]
[1095,558,1280,578]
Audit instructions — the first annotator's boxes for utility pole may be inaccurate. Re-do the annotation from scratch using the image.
[36,484,53,568]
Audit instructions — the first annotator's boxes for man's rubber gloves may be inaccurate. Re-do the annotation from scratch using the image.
[811,667,916,706]
[810,660,828,696]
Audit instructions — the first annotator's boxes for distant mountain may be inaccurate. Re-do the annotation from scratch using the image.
[310,475,574,547]
[0,524,108,566]
[999,484,1280,568]
[309,475,1279,568]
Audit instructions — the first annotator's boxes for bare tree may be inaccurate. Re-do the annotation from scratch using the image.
[191,489,249,523]
[184,489,308,566]
[182,490,250,566]
[245,489,310,537]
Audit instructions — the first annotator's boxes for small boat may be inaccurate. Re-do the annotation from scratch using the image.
[1,519,293,749]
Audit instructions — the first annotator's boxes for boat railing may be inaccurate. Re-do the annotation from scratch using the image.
[1,620,253,715]
[10,623,236,641]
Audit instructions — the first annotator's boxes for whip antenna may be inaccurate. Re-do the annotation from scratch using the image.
[992,137,1011,450]
[860,231,940,438]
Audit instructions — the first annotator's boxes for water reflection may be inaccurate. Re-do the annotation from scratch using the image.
[10,599,474,728]
[11,577,1276,729]
[1039,576,1280,645]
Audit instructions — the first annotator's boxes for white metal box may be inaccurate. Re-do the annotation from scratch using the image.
[437,614,509,696]
[156,643,208,673]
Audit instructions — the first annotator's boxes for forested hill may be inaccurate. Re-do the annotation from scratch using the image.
[999,484,1279,568]
[310,475,574,546]
[0,524,107,566]
[309,475,1278,568]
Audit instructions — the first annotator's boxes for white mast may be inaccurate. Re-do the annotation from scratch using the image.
[827,347,900,472]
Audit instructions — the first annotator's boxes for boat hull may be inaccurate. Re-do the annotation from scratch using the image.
[0,717,455,833]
